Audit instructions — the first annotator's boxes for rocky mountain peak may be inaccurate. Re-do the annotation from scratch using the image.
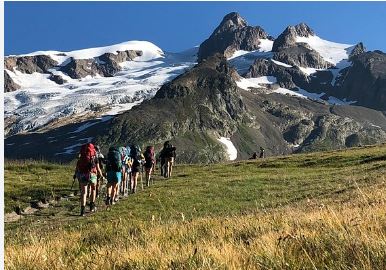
[349,42,366,58]
[198,12,271,61]
[272,23,314,52]
[293,23,315,37]
[213,12,248,34]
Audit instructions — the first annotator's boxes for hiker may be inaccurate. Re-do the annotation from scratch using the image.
[105,146,123,205]
[95,145,106,198]
[118,146,129,198]
[158,149,166,177]
[130,144,143,193]
[161,141,176,178]
[259,147,265,158]
[249,152,258,160]
[74,143,103,216]
[144,146,155,187]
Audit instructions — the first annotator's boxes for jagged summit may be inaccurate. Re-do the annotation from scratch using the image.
[198,12,272,61]
[272,23,315,52]
[212,12,248,34]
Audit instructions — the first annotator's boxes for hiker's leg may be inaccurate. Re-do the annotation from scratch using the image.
[90,183,96,203]
[169,158,174,177]
[110,182,117,203]
[166,160,171,178]
[80,183,87,207]
[80,182,88,215]
[146,169,150,186]
[132,172,138,193]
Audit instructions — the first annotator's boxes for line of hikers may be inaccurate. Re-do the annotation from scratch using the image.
[73,141,177,216]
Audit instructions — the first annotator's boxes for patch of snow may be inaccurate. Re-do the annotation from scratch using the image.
[258,39,274,52]
[55,137,93,155]
[295,35,353,65]
[271,59,292,68]
[236,76,277,91]
[327,96,356,105]
[298,67,322,76]
[217,137,237,161]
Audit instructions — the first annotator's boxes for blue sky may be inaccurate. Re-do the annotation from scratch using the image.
[5,1,386,55]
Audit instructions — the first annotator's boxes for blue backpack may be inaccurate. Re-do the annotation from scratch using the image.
[107,147,122,172]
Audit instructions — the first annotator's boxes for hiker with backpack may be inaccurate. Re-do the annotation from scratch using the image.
[130,144,144,193]
[144,146,156,187]
[119,146,130,198]
[74,143,103,216]
[105,146,123,205]
[160,141,176,178]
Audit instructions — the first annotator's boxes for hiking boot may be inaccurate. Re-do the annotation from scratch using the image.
[105,197,111,206]
[90,202,96,213]
[80,206,85,217]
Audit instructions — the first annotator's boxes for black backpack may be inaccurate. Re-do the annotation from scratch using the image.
[106,147,122,172]
[130,145,142,162]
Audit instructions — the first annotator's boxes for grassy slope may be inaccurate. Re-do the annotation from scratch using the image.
[4,144,386,269]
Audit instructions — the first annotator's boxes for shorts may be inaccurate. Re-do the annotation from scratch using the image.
[144,160,153,169]
[107,171,122,184]
[77,172,97,185]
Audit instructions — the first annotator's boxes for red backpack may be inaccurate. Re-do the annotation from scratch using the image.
[77,143,97,174]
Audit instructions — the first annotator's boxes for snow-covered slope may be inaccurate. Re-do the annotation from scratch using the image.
[4,41,197,136]
[295,36,353,65]
[14,40,164,65]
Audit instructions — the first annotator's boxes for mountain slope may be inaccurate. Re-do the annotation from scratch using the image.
[4,12,386,162]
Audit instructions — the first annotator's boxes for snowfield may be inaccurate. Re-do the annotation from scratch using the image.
[217,137,238,160]
[237,76,356,105]
[4,41,197,136]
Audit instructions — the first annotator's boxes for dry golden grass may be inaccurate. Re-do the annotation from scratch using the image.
[6,178,386,269]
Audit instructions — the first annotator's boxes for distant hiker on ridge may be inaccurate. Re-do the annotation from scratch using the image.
[249,152,258,160]
[260,147,265,158]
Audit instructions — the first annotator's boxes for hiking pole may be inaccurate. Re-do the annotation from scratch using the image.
[71,174,76,191]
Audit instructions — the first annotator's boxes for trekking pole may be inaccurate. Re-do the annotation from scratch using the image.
[70,177,76,191]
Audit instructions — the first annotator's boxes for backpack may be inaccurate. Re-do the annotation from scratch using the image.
[106,147,122,172]
[130,145,142,162]
[77,143,97,174]
[144,146,155,162]
[165,146,176,158]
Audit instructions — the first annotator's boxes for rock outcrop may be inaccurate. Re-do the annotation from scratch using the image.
[4,71,20,92]
[272,23,314,52]
[5,55,58,73]
[60,50,143,79]
[198,12,273,61]
[334,50,386,111]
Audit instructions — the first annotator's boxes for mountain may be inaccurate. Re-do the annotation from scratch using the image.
[4,12,386,163]
[198,12,274,61]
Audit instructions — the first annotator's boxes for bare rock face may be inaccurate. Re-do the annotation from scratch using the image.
[60,50,143,79]
[59,58,97,79]
[244,58,308,90]
[198,12,273,61]
[4,71,20,92]
[349,42,366,58]
[335,50,386,111]
[5,55,58,74]
[49,74,67,84]
[273,44,333,69]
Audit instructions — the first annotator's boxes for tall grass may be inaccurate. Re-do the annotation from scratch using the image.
[4,144,386,269]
